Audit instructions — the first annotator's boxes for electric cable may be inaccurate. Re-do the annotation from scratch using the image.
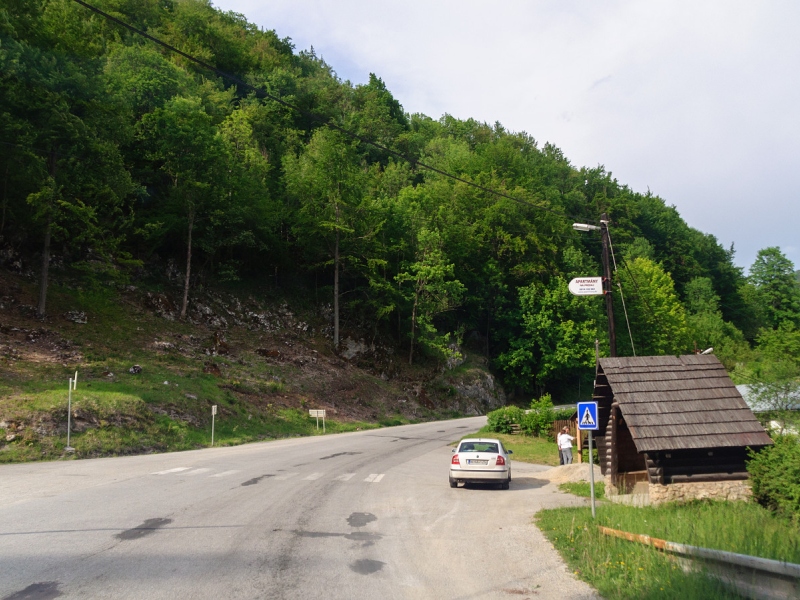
[606,227,636,356]
[69,0,589,227]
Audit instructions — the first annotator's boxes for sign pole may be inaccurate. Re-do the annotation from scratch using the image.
[577,399,599,519]
[66,378,73,451]
[66,371,77,453]
[322,412,325,434]
[589,430,596,519]
[211,405,217,447]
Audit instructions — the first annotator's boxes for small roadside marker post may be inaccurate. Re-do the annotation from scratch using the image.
[309,409,326,433]
[65,371,77,453]
[211,405,217,447]
[577,401,599,518]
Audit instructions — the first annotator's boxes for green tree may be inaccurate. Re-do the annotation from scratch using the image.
[617,256,689,355]
[684,276,750,367]
[137,96,228,318]
[396,227,465,365]
[748,247,800,328]
[284,128,369,348]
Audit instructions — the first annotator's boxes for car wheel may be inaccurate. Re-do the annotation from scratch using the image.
[501,475,511,490]
[449,477,458,488]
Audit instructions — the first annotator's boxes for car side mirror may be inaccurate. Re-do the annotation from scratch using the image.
[452,448,456,452]
[508,450,513,454]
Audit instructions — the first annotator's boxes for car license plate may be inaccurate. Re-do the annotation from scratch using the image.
[467,459,488,465]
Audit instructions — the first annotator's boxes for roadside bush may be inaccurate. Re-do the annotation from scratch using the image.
[486,406,525,433]
[521,393,554,437]
[748,435,800,522]
[553,407,575,421]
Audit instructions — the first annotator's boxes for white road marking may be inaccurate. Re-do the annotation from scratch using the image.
[364,473,386,482]
[209,470,240,478]
[372,474,385,483]
[274,472,298,480]
[152,467,191,475]
[335,473,356,481]
[185,468,211,475]
[425,504,459,532]
[303,472,324,481]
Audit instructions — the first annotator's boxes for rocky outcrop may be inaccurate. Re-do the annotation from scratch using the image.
[439,367,506,415]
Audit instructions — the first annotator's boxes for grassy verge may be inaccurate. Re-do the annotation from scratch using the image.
[559,480,605,500]
[459,430,561,466]
[536,501,800,599]
[1,387,379,463]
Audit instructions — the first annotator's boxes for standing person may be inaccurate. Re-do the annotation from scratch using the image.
[558,426,575,465]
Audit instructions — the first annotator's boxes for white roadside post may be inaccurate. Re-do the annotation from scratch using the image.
[577,400,599,518]
[309,409,326,433]
[211,405,217,447]
[65,371,77,453]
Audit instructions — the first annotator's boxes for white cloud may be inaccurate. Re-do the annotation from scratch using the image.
[212,0,800,269]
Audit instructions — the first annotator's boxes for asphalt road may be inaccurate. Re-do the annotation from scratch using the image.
[0,417,599,600]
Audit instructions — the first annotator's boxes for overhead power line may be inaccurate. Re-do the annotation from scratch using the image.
[70,0,588,226]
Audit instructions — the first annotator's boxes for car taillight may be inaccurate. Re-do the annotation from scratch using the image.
[451,454,460,465]
[496,455,506,466]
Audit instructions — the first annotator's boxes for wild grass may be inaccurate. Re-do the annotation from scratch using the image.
[559,480,605,500]
[536,500,800,599]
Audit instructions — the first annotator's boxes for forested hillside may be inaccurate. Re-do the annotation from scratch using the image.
[2,0,799,402]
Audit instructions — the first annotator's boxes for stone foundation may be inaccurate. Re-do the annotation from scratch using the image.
[604,475,752,505]
[648,480,752,505]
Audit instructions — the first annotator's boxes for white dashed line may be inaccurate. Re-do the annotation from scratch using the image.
[209,470,240,478]
[372,474,385,483]
[365,473,387,483]
[274,472,299,480]
[152,467,191,475]
[185,468,212,475]
[303,472,324,481]
[335,473,356,481]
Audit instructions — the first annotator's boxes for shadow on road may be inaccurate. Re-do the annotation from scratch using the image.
[459,476,549,491]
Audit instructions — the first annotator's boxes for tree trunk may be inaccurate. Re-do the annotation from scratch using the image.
[37,216,51,319]
[180,210,194,320]
[37,150,57,319]
[1,164,8,235]
[334,223,340,348]
[409,287,419,365]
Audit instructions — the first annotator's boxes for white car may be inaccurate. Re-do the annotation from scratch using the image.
[449,438,512,489]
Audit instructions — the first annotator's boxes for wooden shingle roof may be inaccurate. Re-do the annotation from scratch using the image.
[598,355,772,452]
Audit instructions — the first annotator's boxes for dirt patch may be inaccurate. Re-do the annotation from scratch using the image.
[537,463,603,484]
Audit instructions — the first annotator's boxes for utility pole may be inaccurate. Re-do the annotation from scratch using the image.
[600,213,616,357]
[573,215,616,357]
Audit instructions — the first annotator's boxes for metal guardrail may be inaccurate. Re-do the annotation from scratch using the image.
[599,526,800,600]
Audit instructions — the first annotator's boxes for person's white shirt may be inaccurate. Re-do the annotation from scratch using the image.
[557,432,574,449]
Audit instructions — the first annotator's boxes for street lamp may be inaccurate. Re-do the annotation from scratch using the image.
[572,223,601,232]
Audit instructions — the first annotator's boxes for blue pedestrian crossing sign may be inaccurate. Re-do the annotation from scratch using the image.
[577,401,599,430]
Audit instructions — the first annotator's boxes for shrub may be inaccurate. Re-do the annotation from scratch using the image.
[748,435,800,522]
[521,393,555,437]
[553,407,575,421]
[486,406,525,433]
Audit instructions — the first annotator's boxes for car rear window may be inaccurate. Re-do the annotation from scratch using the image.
[459,442,498,453]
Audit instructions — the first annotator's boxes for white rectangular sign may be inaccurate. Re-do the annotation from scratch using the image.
[568,277,604,296]
[211,405,217,416]
[309,409,326,418]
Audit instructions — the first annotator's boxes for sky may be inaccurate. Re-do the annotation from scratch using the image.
[211,0,799,272]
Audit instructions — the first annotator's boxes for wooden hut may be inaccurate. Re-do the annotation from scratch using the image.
[593,355,772,504]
